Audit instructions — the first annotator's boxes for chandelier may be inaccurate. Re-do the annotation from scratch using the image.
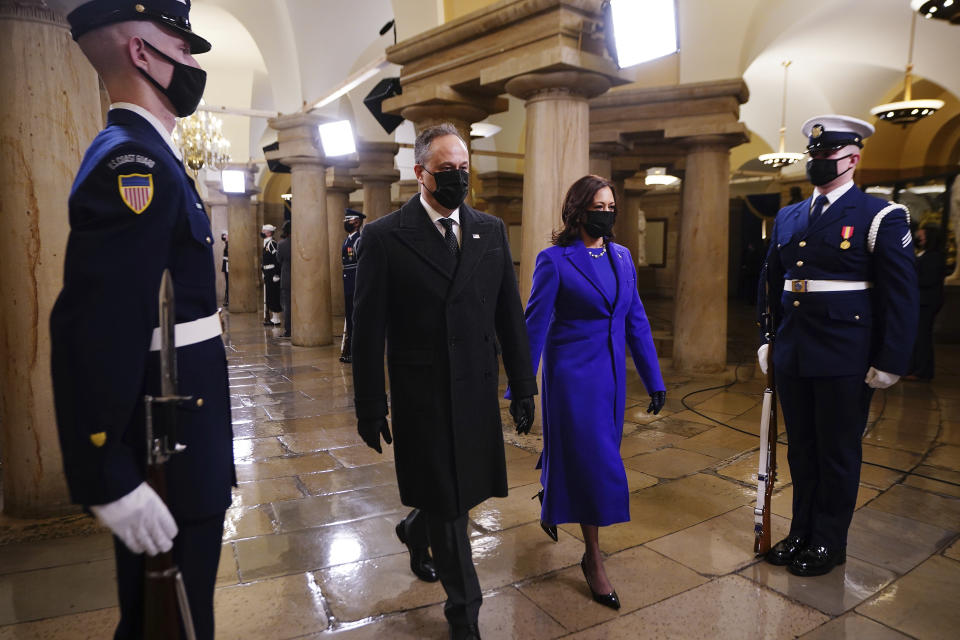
[869,11,944,125]
[645,167,679,186]
[758,60,805,169]
[912,0,960,24]
[172,106,231,173]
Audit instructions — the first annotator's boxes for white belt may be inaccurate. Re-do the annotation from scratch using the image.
[785,279,873,293]
[263,264,275,270]
[149,312,223,351]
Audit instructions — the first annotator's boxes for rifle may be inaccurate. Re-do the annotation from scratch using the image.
[754,265,778,556]
[143,269,197,640]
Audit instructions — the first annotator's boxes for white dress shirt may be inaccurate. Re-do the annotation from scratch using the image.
[109,102,182,162]
[812,179,854,216]
[420,195,461,247]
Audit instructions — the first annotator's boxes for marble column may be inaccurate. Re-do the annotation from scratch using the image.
[326,164,359,318]
[352,140,399,221]
[673,138,734,373]
[224,166,261,314]
[0,0,101,516]
[401,103,488,155]
[506,71,611,301]
[204,180,229,307]
[271,113,332,347]
[618,182,647,266]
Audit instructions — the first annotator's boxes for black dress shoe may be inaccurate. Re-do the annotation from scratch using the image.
[449,623,481,640]
[395,521,439,582]
[766,534,807,566]
[580,555,620,610]
[788,545,846,577]
[533,490,558,542]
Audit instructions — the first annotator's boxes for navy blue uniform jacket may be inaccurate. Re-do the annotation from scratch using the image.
[50,108,235,520]
[766,185,918,377]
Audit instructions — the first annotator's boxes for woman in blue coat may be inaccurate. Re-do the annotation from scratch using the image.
[525,175,666,609]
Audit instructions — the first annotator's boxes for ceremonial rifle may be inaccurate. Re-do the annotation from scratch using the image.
[143,269,197,640]
[754,263,778,555]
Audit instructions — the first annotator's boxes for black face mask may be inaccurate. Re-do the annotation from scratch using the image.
[806,154,853,187]
[344,221,358,233]
[138,40,207,118]
[582,210,616,239]
[423,168,469,210]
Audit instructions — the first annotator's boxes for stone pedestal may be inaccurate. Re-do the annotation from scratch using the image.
[271,112,332,347]
[224,166,261,314]
[326,164,359,318]
[673,139,735,373]
[353,140,399,221]
[0,1,101,516]
[204,181,229,307]
[506,71,612,302]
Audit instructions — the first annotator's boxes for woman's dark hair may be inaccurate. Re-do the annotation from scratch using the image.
[551,174,617,246]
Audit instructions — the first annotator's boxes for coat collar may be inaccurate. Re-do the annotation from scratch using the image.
[563,239,620,309]
[107,105,182,164]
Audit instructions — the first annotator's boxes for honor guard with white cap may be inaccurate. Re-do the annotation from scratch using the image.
[757,115,918,577]
[340,208,365,362]
[50,2,234,637]
[262,223,282,326]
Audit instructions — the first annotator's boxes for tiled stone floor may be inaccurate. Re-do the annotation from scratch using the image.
[1,302,958,639]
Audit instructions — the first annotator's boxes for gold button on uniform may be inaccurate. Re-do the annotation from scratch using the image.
[799,241,807,247]
[796,260,804,267]
[855,315,860,320]
[196,398,204,407]
[793,300,800,307]
[206,236,212,244]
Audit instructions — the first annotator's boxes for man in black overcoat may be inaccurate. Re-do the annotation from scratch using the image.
[351,124,537,640]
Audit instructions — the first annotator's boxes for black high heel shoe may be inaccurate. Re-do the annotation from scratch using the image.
[580,555,621,610]
[533,489,558,542]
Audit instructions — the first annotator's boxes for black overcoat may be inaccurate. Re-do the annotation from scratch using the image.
[352,195,537,517]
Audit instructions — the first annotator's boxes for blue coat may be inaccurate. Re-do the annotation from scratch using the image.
[50,108,235,520]
[766,185,918,377]
[524,240,665,526]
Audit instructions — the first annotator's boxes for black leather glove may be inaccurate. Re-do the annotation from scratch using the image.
[647,390,666,415]
[510,396,536,435]
[358,417,392,453]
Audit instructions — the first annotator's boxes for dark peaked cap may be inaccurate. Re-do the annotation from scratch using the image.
[67,0,212,54]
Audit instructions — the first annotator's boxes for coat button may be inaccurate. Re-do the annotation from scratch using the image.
[796,260,804,267]
[196,398,204,407]
[793,300,800,307]
[206,236,212,244]
[855,314,860,320]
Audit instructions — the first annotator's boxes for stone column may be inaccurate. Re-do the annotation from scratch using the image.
[326,164,359,318]
[204,180,229,306]
[672,138,734,373]
[0,0,101,516]
[352,140,399,221]
[618,182,648,266]
[506,71,611,301]
[271,113,332,347]
[224,166,261,314]
[400,103,489,156]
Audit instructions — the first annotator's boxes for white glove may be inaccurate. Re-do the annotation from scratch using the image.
[865,366,900,389]
[272,275,280,282]
[757,344,769,375]
[90,482,178,556]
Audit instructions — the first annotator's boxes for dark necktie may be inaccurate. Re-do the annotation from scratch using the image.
[438,217,459,257]
[809,194,829,225]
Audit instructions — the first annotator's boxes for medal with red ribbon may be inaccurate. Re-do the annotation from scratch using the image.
[840,226,854,250]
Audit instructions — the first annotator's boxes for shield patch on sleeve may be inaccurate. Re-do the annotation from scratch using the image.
[118,173,154,214]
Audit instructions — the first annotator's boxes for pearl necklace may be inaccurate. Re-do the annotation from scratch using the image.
[587,245,607,259]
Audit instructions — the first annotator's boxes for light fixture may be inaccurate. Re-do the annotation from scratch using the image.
[171,104,231,174]
[470,122,502,139]
[911,0,960,24]
[865,186,895,196]
[318,120,357,157]
[906,184,946,194]
[645,167,679,186]
[220,169,246,194]
[869,11,944,125]
[758,60,805,170]
[601,0,678,69]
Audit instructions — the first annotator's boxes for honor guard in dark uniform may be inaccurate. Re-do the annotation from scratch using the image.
[221,230,229,306]
[340,208,365,362]
[52,2,234,637]
[758,115,918,577]
[262,223,282,326]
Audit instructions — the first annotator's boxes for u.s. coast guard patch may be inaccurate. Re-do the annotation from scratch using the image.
[118,173,154,214]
